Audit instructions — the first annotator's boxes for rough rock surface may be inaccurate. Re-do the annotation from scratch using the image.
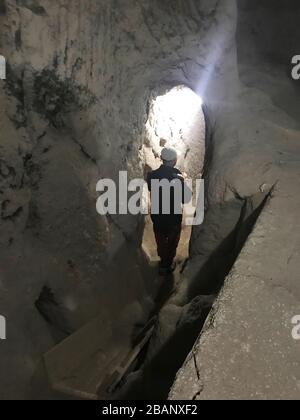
[169,0,300,400]
[0,0,237,399]
[170,173,300,400]
[0,0,299,400]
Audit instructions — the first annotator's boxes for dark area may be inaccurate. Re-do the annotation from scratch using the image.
[16,0,47,16]
[15,29,22,50]
[4,64,27,128]
[33,69,96,127]
[0,0,6,15]
[35,286,73,342]
[118,185,274,400]
[187,188,274,299]
[237,0,300,67]
[119,298,212,400]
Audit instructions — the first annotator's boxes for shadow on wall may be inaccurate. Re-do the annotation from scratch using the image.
[187,189,274,300]
[115,187,273,400]
[118,300,211,400]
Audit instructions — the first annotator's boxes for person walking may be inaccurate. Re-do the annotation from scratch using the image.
[147,147,192,275]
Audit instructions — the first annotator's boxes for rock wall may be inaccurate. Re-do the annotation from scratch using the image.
[174,0,300,305]
[2,0,298,400]
[170,0,300,401]
[119,0,300,399]
[0,0,238,399]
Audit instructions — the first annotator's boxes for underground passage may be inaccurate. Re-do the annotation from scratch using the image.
[0,0,300,402]
[142,85,205,267]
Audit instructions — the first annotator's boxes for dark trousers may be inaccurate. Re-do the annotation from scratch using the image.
[154,224,182,267]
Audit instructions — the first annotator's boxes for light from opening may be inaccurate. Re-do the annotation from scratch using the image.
[154,87,203,127]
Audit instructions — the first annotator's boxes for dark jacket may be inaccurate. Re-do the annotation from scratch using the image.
[147,165,192,232]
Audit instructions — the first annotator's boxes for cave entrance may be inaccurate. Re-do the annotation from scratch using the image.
[141,85,206,266]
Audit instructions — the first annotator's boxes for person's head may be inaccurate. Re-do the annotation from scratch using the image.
[161,147,178,167]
